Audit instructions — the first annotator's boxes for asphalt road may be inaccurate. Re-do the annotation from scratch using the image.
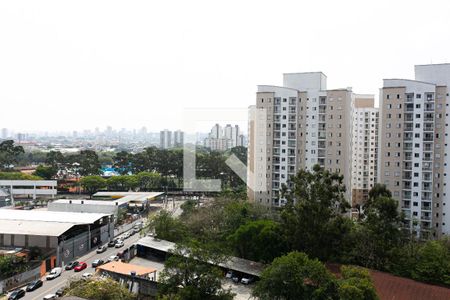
[18,229,142,300]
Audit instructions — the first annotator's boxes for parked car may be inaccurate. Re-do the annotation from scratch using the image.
[74,262,87,272]
[43,294,57,300]
[8,289,25,300]
[108,255,119,262]
[65,261,79,270]
[241,276,254,285]
[55,287,66,297]
[108,239,117,247]
[232,275,241,283]
[96,244,107,253]
[115,240,124,248]
[92,259,104,268]
[46,267,62,280]
[26,279,43,291]
[82,272,93,279]
[225,270,234,279]
[133,222,143,230]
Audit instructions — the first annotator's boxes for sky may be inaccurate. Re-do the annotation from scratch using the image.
[1,0,450,133]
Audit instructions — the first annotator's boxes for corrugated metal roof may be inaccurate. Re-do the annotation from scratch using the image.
[0,220,75,236]
[0,209,109,224]
[51,199,129,206]
[137,237,265,277]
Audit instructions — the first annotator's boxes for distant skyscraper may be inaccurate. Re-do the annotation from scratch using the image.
[173,130,184,147]
[1,128,7,139]
[160,129,172,149]
[204,124,241,151]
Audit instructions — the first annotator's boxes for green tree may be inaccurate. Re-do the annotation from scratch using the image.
[228,219,286,263]
[0,255,26,279]
[65,278,136,300]
[76,150,102,176]
[0,172,41,180]
[45,150,65,168]
[253,251,338,300]
[412,240,450,285]
[107,175,131,191]
[136,171,162,191]
[33,165,57,179]
[349,195,404,270]
[337,266,379,300]
[113,151,133,175]
[0,140,25,170]
[80,175,106,198]
[145,210,186,242]
[281,165,351,260]
[158,242,234,300]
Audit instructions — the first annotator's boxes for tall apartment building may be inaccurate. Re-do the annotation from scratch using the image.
[203,124,242,151]
[160,129,172,149]
[160,129,184,149]
[173,130,184,147]
[351,95,379,209]
[379,64,450,238]
[248,72,356,207]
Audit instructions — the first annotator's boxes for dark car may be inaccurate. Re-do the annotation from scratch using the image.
[55,287,66,297]
[92,259,104,268]
[108,239,117,247]
[65,261,79,270]
[26,279,43,291]
[232,275,241,283]
[8,289,25,300]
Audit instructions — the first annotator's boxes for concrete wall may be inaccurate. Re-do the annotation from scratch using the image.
[0,263,41,294]
[0,234,57,248]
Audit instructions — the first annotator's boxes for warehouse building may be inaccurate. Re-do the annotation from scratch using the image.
[0,209,113,266]
[48,198,128,221]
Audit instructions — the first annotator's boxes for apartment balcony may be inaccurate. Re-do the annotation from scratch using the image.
[421,214,432,221]
[404,125,413,131]
[424,117,434,122]
[421,205,432,211]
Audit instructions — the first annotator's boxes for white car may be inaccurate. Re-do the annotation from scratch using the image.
[82,272,93,279]
[108,255,119,262]
[115,240,124,248]
[46,267,62,280]
[225,270,233,279]
[43,294,57,300]
[241,276,254,285]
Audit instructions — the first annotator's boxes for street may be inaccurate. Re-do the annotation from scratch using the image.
[20,229,142,300]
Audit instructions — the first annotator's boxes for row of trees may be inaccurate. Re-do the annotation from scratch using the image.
[79,172,164,197]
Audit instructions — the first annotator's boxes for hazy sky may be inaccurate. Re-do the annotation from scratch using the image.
[1,0,450,133]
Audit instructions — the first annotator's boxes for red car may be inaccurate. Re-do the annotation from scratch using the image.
[73,262,87,272]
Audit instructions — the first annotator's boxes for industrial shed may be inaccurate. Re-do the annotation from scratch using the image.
[0,209,114,266]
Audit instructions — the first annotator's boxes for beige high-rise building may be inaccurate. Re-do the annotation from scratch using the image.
[247,72,361,207]
[379,64,450,238]
[351,95,379,209]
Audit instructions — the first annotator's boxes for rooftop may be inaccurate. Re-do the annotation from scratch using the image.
[97,261,156,276]
[137,237,265,277]
[93,192,164,203]
[51,199,129,206]
[0,209,110,237]
[0,209,108,224]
